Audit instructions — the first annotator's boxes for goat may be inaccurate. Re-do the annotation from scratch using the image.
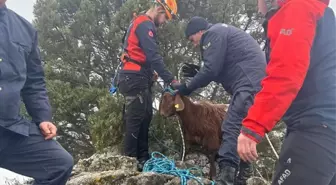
[159,91,229,180]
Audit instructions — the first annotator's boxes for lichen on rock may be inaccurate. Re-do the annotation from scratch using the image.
[67,151,269,185]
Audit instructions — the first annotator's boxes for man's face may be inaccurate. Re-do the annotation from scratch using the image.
[188,32,203,47]
[0,0,6,6]
[154,7,168,26]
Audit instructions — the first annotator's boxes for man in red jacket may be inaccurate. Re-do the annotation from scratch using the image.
[237,0,336,184]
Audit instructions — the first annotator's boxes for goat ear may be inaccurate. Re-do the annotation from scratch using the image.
[174,94,185,111]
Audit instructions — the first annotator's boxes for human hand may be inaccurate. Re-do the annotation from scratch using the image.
[153,71,158,82]
[237,133,258,162]
[175,83,193,96]
[170,80,181,90]
[39,122,57,140]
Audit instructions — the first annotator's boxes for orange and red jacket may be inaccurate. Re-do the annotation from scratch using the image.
[241,0,336,142]
[120,14,174,83]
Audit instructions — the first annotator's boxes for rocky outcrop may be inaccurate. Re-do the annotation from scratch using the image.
[67,151,214,185]
[247,177,270,185]
[67,151,270,185]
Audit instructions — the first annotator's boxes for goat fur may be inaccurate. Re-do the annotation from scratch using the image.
[159,92,229,179]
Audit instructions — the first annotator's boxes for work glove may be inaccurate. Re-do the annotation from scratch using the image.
[175,83,193,96]
[169,80,181,90]
[181,63,200,78]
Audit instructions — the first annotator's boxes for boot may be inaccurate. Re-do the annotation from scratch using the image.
[137,160,147,172]
[235,163,253,185]
[216,166,237,185]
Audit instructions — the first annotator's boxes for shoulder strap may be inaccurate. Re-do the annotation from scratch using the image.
[262,7,280,37]
[262,8,280,62]
[121,12,140,45]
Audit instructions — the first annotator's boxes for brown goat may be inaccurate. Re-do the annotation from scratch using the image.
[159,92,229,180]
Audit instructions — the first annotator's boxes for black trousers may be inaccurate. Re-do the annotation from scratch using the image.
[118,74,153,162]
[272,122,336,185]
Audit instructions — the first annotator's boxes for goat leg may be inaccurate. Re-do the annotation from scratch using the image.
[208,151,217,180]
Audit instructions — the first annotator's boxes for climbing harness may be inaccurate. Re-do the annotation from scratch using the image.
[109,12,142,95]
[143,152,215,185]
[108,52,147,95]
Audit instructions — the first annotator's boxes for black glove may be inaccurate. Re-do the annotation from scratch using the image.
[181,63,200,78]
[175,83,193,96]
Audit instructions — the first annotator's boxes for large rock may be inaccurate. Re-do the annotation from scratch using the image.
[73,153,138,173]
[247,177,270,185]
[67,152,215,185]
[67,151,269,185]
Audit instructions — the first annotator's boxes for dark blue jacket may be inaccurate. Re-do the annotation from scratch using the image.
[187,23,266,95]
[0,6,52,136]
[282,7,336,128]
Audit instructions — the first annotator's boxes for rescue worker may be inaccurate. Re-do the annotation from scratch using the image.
[237,0,336,185]
[0,1,74,185]
[175,16,267,185]
[117,0,180,171]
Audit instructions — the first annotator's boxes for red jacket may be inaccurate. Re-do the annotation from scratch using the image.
[241,0,333,142]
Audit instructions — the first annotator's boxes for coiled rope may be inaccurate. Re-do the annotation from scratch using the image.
[143,152,215,185]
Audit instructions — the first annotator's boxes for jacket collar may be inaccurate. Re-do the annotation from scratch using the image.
[0,4,7,16]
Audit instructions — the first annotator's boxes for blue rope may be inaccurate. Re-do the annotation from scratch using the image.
[109,61,122,95]
[143,152,216,185]
[163,86,177,96]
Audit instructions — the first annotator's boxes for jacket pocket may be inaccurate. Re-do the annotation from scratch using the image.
[0,90,20,120]
[8,41,31,75]
[11,41,31,56]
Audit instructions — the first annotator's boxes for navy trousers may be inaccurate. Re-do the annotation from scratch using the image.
[218,91,254,169]
[272,122,336,185]
[0,122,74,185]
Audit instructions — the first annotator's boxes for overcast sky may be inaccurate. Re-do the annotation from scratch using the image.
[1,0,336,182]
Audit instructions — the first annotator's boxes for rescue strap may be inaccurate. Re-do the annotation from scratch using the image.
[109,58,122,95]
[143,152,215,185]
[262,7,279,54]
[122,53,145,67]
[121,12,138,44]
[162,86,186,162]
